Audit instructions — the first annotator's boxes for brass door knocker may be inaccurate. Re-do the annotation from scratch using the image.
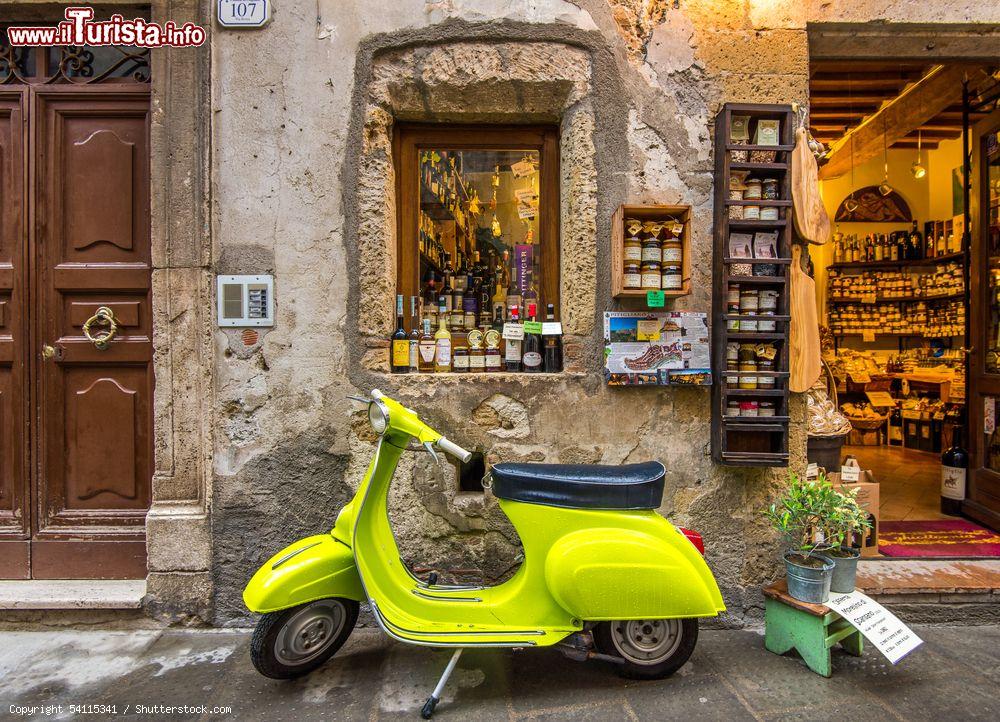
[82,306,119,350]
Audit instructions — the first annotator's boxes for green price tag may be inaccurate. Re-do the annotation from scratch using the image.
[523,321,543,334]
[646,290,665,308]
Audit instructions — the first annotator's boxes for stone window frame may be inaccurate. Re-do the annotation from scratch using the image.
[341,27,630,385]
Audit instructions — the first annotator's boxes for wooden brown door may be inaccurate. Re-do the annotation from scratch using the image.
[968,106,1000,532]
[0,82,152,579]
[0,89,29,578]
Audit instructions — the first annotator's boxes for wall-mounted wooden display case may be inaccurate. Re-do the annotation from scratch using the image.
[711,103,795,467]
[611,204,691,300]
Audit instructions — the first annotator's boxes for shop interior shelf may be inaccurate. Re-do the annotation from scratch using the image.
[724,314,791,322]
[724,257,792,265]
[724,332,786,341]
[722,388,786,397]
[723,415,791,424]
[725,143,795,152]
[725,199,793,207]
[828,291,965,304]
[722,422,788,433]
[828,250,965,271]
[728,219,788,229]
[833,331,963,339]
[725,274,787,284]
[729,162,789,171]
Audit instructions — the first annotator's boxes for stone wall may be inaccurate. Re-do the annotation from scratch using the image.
[208,0,999,626]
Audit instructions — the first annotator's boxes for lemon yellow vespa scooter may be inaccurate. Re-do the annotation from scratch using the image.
[244,390,725,718]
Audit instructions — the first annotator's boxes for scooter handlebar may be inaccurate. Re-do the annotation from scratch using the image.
[437,437,472,464]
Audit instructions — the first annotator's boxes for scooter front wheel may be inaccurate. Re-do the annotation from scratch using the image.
[250,597,359,679]
[594,617,698,680]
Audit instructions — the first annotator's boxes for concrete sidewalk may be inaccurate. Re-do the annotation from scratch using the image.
[1,625,997,721]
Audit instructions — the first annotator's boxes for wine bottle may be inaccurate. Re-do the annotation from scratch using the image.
[408,296,420,373]
[888,406,903,447]
[940,424,968,516]
[522,303,543,373]
[542,303,562,373]
[391,294,409,374]
[434,297,452,373]
[418,319,435,373]
[505,305,522,372]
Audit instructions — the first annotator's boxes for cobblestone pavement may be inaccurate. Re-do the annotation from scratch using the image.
[1,625,998,721]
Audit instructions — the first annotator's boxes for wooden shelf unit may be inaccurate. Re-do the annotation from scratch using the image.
[711,103,795,468]
[611,204,692,300]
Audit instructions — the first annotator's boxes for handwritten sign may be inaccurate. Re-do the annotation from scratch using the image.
[502,323,524,341]
[523,321,543,335]
[839,464,861,482]
[824,591,923,664]
[646,290,665,308]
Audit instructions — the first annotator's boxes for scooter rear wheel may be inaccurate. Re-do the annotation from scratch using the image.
[594,618,698,680]
[250,597,359,679]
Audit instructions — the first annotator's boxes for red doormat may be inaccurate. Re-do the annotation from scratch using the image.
[879,520,1000,558]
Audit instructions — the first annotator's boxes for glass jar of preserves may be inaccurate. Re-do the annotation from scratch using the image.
[640,261,661,289]
[739,358,758,389]
[624,236,642,262]
[623,261,641,289]
[744,176,763,200]
[661,265,682,290]
[641,239,662,263]
[661,238,683,264]
[761,177,779,200]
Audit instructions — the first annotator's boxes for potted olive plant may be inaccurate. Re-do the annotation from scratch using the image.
[764,473,841,603]
[823,486,873,593]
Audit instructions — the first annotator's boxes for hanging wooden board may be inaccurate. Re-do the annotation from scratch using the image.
[789,244,822,393]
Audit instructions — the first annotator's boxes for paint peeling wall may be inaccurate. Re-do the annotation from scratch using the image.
[207,1,1000,626]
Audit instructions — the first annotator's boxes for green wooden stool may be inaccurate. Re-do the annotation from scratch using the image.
[763,580,863,677]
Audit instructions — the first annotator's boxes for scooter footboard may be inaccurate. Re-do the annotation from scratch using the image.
[544,526,725,621]
[243,534,365,614]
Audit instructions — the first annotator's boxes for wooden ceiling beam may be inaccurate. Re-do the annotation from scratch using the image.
[809,94,886,107]
[818,65,981,180]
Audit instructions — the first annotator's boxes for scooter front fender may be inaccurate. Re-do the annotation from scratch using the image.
[243,534,364,614]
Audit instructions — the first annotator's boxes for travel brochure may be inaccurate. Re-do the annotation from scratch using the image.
[604,311,711,386]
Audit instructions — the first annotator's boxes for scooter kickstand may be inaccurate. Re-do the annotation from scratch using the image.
[421,648,463,719]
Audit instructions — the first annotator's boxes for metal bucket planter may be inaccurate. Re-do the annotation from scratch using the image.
[783,552,834,604]
[828,547,861,594]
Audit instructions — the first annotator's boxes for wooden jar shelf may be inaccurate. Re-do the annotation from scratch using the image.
[611,204,692,301]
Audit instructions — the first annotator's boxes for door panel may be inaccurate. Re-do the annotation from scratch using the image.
[0,90,28,578]
[968,106,1000,531]
[33,89,152,578]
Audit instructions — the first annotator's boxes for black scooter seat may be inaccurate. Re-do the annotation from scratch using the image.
[490,461,665,510]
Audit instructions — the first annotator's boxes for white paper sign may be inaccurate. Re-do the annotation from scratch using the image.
[218,0,271,27]
[502,323,524,341]
[805,462,819,479]
[839,465,861,482]
[541,322,562,336]
[824,591,923,664]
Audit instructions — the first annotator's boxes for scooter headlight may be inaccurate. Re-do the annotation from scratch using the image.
[368,400,389,435]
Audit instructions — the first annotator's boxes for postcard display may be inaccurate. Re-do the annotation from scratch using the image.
[711,103,795,467]
[604,312,711,386]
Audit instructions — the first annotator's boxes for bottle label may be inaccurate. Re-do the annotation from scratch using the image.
[419,341,436,363]
[392,340,409,366]
[662,247,683,263]
[941,467,966,500]
[641,247,661,262]
[624,246,642,261]
[408,341,418,367]
[469,355,485,370]
[522,351,542,368]
[453,354,469,370]
[435,340,451,366]
[485,354,501,369]
[505,339,522,361]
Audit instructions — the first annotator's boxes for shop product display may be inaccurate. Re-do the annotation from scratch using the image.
[612,206,690,296]
[604,311,711,386]
[806,379,851,437]
[712,104,795,467]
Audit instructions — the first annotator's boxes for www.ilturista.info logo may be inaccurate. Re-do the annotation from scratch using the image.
[6,7,206,48]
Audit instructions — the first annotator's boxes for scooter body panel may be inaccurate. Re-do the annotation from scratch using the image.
[243,533,364,614]
[541,517,725,620]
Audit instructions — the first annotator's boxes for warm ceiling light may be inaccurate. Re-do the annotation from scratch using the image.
[911,129,927,179]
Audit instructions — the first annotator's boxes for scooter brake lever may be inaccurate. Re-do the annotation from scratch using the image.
[423,441,442,465]
[346,395,370,403]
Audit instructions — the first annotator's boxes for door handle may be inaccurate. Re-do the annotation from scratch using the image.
[82,306,119,350]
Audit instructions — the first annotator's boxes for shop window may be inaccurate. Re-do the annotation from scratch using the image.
[394,125,560,333]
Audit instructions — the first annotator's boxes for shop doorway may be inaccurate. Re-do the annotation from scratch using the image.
[0,42,153,579]
[806,56,1000,558]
